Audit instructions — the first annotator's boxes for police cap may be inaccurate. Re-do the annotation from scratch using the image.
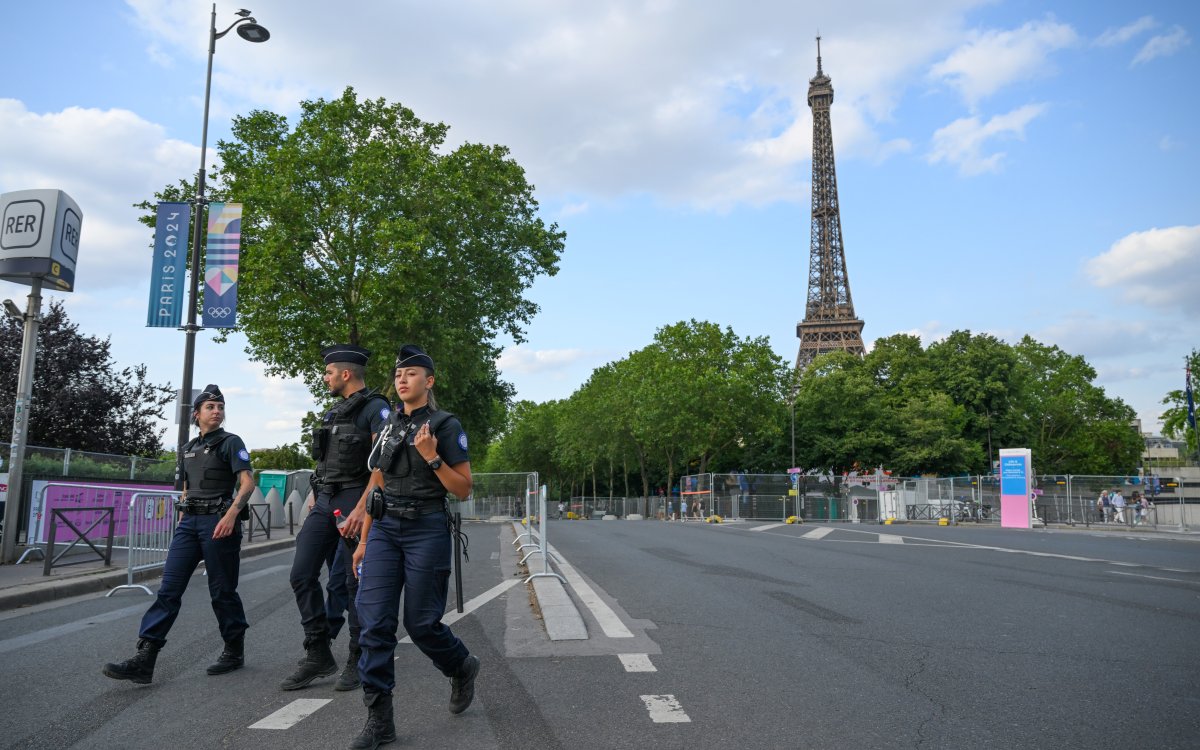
[321,344,371,367]
[193,384,225,409]
[395,344,434,372]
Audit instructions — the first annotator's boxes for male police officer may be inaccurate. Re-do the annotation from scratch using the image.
[103,385,254,683]
[281,345,391,691]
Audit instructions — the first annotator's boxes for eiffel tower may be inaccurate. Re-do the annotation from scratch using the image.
[795,38,865,370]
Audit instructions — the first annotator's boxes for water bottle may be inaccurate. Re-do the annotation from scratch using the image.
[334,509,359,551]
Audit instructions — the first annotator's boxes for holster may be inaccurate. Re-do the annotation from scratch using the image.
[367,487,386,520]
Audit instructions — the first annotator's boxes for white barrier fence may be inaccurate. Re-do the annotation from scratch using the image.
[107,491,180,596]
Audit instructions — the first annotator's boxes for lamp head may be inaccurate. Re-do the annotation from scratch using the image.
[236,9,252,17]
[237,21,270,42]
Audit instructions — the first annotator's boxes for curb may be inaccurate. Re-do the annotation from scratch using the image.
[0,536,296,612]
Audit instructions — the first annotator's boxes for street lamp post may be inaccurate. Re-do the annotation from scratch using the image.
[175,6,269,484]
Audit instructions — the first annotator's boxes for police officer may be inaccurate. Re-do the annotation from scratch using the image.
[340,345,477,750]
[102,385,254,684]
[282,345,391,691]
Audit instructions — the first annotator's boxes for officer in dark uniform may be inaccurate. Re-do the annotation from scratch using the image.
[339,345,477,750]
[282,345,391,691]
[102,385,254,684]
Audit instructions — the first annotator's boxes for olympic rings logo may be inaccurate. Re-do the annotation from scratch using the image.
[206,307,233,318]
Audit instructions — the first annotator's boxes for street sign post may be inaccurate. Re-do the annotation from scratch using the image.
[0,189,83,563]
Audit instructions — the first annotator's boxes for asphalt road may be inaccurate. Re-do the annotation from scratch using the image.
[0,520,1197,749]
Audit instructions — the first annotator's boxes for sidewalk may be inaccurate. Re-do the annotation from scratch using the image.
[0,533,297,611]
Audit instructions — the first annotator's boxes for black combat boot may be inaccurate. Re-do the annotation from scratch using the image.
[334,643,362,691]
[280,635,338,690]
[349,690,396,750]
[206,636,245,675]
[448,654,480,714]
[102,638,161,684]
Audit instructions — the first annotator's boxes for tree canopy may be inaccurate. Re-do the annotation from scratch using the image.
[140,87,565,447]
[0,300,174,457]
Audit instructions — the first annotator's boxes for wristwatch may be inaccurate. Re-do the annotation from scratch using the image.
[427,456,444,470]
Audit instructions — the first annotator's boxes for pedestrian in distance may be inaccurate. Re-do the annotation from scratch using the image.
[1112,489,1127,525]
[1096,491,1107,524]
[282,345,392,692]
[339,345,478,750]
[102,385,254,685]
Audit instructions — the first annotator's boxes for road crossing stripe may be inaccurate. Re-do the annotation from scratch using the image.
[641,694,691,723]
[398,578,520,647]
[802,526,834,540]
[878,534,904,544]
[619,654,657,672]
[750,523,787,532]
[248,699,331,729]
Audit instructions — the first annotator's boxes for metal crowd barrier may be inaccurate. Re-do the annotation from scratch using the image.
[44,506,117,575]
[107,491,180,596]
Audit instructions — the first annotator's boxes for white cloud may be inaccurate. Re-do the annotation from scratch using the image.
[119,0,984,210]
[1094,16,1157,47]
[1036,315,1166,360]
[1085,225,1200,315]
[1158,135,1181,151]
[929,18,1077,107]
[0,99,198,290]
[497,346,592,375]
[927,103,1047,175]
[1132,25,1191,66]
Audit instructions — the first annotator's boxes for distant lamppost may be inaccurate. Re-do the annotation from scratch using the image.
[175,6,269,474]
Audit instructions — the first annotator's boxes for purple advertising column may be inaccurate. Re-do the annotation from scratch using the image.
[999,448,1033,529]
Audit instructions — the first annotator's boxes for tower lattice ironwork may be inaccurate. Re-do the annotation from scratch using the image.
[795,38,865,371]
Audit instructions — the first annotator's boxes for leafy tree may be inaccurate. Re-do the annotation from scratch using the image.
[792,351,894,473]
[249,443,315,470]
[1159,349,1200,455]
[140,87,565,448]
[1014,337,1142,474]
[0,300,174,457]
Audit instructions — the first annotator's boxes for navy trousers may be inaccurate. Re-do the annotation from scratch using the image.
[357,511,469,695]
[325,541,349,639]
[139,512,247,645]
[290,485,363,642]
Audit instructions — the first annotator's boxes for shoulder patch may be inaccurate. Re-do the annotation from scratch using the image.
[457,431,468,451]
[379,407,390,420]
[237,448,250,461]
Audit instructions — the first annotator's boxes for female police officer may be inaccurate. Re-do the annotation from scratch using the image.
[339,345,477,750]
[102,385,255,684]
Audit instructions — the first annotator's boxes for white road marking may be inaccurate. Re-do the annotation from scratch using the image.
[750,523,787,532]
[619,653,657,672]
[398,578,520,646]
[547,545,635,638]
[249,699,331,729]
[801,526,834,540]
[641,694,691,723]
[1109,571,1200,585]
[0,564,291,655]
[877,534,904,544]
[1109,562,1141,567]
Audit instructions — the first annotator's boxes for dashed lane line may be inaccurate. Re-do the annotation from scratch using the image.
[248,699,331,729]
[801,526,834,540]
[877,534,904,544]
[641,694,691,723]
[750,523,787,532]
[619,654,657,672]
[1108,571,1200,585]
[398,578,520,647]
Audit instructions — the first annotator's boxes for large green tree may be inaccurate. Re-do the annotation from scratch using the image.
[141,87,565,446]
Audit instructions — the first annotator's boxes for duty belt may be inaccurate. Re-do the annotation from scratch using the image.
[177,500,230,515]
[382,496,445,519]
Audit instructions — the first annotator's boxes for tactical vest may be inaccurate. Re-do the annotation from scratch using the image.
[313,389,386,486]
[377,407,454,502]
[182,431,237,501]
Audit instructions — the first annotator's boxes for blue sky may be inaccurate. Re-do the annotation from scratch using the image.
[1,0,1196,451]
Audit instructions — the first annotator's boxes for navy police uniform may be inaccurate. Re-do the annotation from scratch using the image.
[283,345,390,692]
[352,345,477,748]
[103,385,251,684]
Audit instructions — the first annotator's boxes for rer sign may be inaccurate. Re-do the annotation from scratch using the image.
[0,189,82,291]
